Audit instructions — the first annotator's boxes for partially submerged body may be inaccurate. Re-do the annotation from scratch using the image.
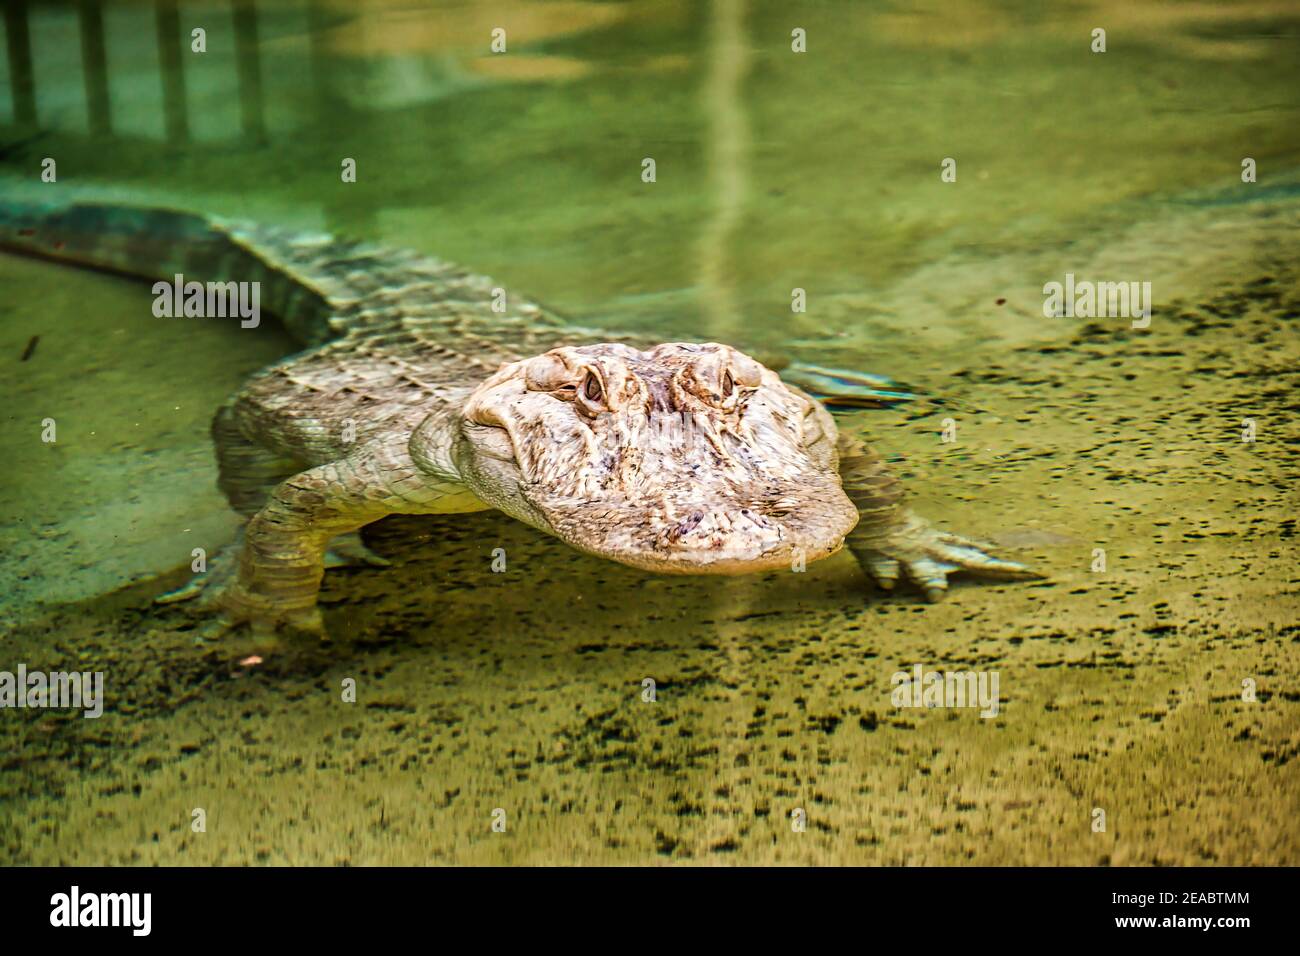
[0,201,1040,640]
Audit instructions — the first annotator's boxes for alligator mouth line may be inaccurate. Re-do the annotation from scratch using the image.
[533,482,857,575]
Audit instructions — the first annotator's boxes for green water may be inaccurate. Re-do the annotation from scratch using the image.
[1,0,1298,865]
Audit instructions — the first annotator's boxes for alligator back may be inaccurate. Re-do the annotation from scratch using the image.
[0,199,592,367]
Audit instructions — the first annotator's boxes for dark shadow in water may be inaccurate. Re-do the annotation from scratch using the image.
[232,0,267,143]
[3,0,37,125]
[77,0,111,136]
[154,0,189,143]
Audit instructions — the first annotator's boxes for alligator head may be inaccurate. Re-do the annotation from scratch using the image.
[441,342,859,574]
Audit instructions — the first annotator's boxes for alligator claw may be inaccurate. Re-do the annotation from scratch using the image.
[154,540,240,610]
[853,512,1043,600]
[154,577,207,605]
[862,554,900,590]
[779,362,920,410]
[191,604,325,645]
[324,531,392,568]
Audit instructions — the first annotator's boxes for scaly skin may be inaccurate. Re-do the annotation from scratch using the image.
[0,201,1040,640]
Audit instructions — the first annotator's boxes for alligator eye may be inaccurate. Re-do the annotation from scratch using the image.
[583,372,603,402]
[722,370,735,397]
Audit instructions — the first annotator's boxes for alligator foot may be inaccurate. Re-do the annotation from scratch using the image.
[155,537,244,610]
[185,591,326,644]
[155,535,326,643]
[850,511,1042,602]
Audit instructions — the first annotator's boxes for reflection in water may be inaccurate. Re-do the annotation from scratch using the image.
[77,0,111,136]
[698,0,750,342]
[232,0,266,143]
[873,0,1298,60]
[4,0,281,144]
[3,0,36,124]
[155,0,189,142]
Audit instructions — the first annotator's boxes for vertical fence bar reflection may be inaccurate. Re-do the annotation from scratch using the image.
[306,0,335,118]
[697,0,750,343]
[155,0,188,142]
[77,0,111,136]
[4,0,38,125]
[232,0,266,142]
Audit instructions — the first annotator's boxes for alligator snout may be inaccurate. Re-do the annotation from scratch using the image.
[662,507,784,554]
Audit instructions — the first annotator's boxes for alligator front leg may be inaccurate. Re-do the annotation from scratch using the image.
[837,433,1041,601]
[166,460,393,640]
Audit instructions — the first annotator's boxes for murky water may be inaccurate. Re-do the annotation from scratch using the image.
[1,0,1297,864]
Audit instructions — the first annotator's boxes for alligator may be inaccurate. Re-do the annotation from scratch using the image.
[1,201,1040,639]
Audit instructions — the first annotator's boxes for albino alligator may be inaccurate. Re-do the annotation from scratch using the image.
[1,201,1039,639]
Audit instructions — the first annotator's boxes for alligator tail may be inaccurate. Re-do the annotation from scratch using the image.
[0,198,474,347]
